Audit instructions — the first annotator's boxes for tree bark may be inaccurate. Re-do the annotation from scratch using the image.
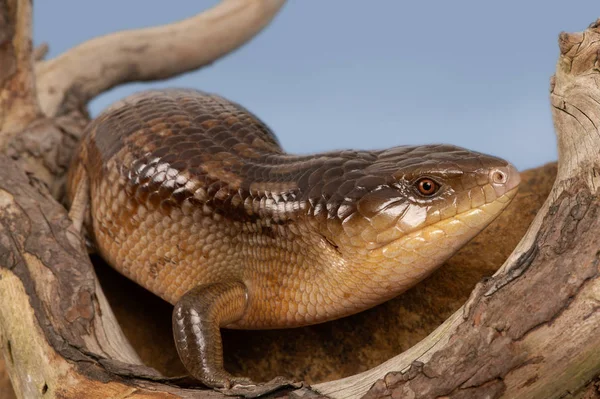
[0,2,599,398]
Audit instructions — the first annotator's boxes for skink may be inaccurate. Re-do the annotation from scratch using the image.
[67,89,520,388]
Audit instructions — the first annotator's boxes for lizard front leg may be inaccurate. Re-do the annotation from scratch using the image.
[172,280,253,389]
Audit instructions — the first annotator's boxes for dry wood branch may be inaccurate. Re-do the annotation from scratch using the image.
[0,157,143,397]
[32,42,48,61]
[0,0,40,137]
[35,0,286,117]
[0,1,76,197]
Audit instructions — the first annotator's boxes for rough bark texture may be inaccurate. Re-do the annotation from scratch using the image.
[0,0,39,137]
[0,1,599,398]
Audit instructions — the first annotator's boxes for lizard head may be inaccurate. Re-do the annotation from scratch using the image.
[314,144,520,290]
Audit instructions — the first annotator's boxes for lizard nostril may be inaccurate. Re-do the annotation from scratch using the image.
[491,170,507,184]
[490,164,521,198]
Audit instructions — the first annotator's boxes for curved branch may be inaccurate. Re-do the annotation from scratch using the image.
[35,0,286,117]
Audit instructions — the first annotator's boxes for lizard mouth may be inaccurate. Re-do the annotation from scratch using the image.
[367,187,519,263]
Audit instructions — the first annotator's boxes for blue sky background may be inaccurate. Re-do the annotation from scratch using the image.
[34,2,600,171]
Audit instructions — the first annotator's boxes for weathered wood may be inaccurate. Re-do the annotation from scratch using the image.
[0,0,39,134]
[35,0,286,118]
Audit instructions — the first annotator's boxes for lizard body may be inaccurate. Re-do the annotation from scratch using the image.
[67,89,520,388]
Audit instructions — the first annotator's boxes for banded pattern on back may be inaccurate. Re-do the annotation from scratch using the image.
[67,89,520,329]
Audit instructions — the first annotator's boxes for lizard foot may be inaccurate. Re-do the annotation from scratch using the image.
[217,376,302,398]
[197,369,255,390]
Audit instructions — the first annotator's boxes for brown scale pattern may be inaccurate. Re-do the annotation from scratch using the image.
[68,88,520,328]
[67,89,520,387]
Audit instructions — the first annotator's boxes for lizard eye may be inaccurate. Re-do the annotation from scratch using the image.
[415,178,440,196]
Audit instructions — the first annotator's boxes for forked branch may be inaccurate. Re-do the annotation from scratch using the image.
[35,0,286,117]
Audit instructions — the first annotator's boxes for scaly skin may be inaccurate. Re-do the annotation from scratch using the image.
[67,89,520,389]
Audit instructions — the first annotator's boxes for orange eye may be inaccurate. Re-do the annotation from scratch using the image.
[415,178,439,196]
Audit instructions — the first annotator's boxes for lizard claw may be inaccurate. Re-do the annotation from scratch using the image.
[199,370,255,390]
[228,376,256,388]
[217,376,302,398]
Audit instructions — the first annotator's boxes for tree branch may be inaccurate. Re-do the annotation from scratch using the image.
[0,0,40,138]
[35,0,286,117]
[32,43,48,61]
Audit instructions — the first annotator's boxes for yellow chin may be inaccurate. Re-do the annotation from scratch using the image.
[365,188,517,286]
